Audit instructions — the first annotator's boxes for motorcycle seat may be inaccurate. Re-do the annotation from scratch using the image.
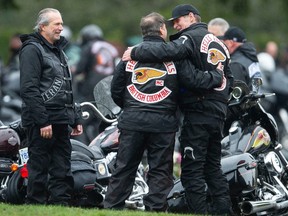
[71,139,104,160]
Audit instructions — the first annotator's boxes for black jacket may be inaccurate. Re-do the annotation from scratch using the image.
[230,42,262,90]
[19,32,81,127]
[131,23,234,122]
[112,35,223,132]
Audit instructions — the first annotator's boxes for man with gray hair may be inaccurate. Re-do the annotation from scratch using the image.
[19,8,83,205]
[208,17,230,36]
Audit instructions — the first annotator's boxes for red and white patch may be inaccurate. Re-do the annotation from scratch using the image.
[127,84,171,104]
[200,34,230,58]
[155,80,164,86]
[164,62,177,74]
[125,61,175,103]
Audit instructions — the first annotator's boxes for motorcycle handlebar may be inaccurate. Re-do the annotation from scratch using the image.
[229,92,275,107]
[249,92,275,100]
[250,93,265,100]
[80,102,117,124]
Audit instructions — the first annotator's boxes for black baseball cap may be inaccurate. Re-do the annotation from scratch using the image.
[168,4,200,22]
[218,26,247,43]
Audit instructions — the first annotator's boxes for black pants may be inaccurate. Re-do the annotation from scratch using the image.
[180,118,231,215]
[26,124,73,204]
[104,129,175,211]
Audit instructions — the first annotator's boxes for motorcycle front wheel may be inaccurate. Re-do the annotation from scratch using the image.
[5,170,27,204]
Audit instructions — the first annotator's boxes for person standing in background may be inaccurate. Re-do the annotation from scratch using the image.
[208,17,229,37]
[1,33,23,98]
[19,8,83,205]
[74,24,119,102]
[6,33,22,72]
[219,26,262,91]
[61,25,81,74]
[219,26,263,137]
[265,41,281,69]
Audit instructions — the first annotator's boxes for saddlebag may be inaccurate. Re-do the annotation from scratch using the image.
[0,127,20,158]
[0,157,13,177]
[221,152,257,195]
[71,151,97,193]
[167,153,257,213]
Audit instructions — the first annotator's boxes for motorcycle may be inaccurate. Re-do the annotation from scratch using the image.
[167,80,288,216]
[3,76,148,209]
[69,102,148,209]
[0,119,27,202]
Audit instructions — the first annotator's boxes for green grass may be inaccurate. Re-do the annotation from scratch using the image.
[0,203,192,216]
[0,158,184,215]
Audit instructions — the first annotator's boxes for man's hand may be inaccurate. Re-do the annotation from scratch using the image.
[40,125,53,139]
[122,47,133,61]
[216,62,224,73]
[214,62,226,90]
[71,124,83,136]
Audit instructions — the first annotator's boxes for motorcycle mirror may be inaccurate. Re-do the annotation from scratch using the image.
[252,77,263,93]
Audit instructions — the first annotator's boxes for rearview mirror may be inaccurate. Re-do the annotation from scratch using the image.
[252,77,263,93]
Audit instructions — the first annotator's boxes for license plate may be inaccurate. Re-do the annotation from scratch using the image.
[19,147,29,164]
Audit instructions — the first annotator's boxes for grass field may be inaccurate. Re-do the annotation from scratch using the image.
[0,203,191,216]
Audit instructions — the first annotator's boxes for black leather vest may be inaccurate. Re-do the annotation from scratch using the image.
[30,42,74,108]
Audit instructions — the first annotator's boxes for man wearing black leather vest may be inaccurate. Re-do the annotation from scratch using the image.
[122,4,234,215]
[19,8,83,205]
[104,12,225,212]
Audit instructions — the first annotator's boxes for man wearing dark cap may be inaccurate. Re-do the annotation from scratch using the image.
[123,3,233,215]
[219,26,262,90]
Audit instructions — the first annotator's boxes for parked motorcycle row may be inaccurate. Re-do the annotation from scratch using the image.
[1,75,288,215]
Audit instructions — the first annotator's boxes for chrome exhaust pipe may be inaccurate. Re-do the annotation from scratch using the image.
[240,200,288,215]
[241,200,277,215]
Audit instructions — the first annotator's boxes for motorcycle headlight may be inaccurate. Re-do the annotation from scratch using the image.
[264,151,283,174]
[231,86,242,100]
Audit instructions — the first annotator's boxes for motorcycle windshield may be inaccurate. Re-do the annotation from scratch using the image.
[93,75,121,118]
